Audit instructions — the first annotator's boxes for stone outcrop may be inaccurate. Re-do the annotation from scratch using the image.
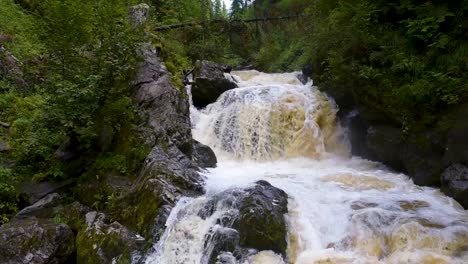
[0,218,76,264]
[13,193,62,221]
[17,179,75,205]
[314,65,468,207]
[192,139,217,168]
[133,44,194,155]
[200,180,288,263]
[76,212,145,264]
[191,60,238,108]
[441,164,468,208]
[114,42,211,243]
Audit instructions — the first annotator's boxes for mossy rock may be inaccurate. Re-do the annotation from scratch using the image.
[76,211,145,264]
[0,217,75,264]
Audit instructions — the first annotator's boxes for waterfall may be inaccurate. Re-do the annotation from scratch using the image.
[145,70,468,264]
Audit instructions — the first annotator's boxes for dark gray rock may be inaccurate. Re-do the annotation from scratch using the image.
[133,44,193,156]
[341,109,376,159]
[444,104,468,166]
[0,140,9,152]
[0,218,75,264]
[76,211,145,264]
[441,164,468,208]
[115,43,206,243]
[17,179,75,205]
[13,193,61,221]
[366,125,405,171]
[128,3,150,26]
[200,180,288,262]
[202,226,240,264]
[193,140,217,168]
[192,60,238,108]
[298,64,313,84]
[115,143,204,241]
[237,180,288,255]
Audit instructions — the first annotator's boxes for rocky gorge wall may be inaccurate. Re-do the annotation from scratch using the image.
[301,67,468,209]
[0,6,216,263]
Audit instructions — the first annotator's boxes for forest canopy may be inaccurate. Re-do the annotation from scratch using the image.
[1,0,467,223]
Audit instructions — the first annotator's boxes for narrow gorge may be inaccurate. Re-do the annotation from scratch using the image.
[145,70,468,263]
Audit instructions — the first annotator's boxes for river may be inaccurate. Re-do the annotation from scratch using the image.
[144,71,468,264]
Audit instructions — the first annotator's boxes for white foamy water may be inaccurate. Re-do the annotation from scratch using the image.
[146,70,468,264]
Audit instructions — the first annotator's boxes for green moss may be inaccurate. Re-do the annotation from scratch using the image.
[76,222,136,264]
[114,187,162,240]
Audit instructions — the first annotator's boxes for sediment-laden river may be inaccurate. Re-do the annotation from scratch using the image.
[145,71,468,264]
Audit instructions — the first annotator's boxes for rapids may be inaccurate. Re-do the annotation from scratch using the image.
[145,70,468,264]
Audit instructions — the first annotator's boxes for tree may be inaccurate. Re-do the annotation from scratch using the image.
[213,0,222,18]
[231,0,243,18]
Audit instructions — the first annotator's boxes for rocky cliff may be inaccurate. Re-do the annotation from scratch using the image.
[303,66,468,209]
[0,5,217,263]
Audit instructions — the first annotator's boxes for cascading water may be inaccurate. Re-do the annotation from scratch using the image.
[145,70,468,264]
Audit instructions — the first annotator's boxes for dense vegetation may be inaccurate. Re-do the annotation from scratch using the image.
[0,0,233,224]
[1,0,467,223]
[0,0,146,223]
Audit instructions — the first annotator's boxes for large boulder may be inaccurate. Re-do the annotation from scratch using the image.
[192,140,217,168]
[76,211,145,264]
[115,43,206,244]
[191,60,238,108]
[115,143,204,241]
[444,103,468,165]
[366,125,405,171]
[133,44,194,155]
[0,218,75,264]
[17,179,75,205]
[13,193,62,221]
[200,180,288,263]
[441,164,468,208]
[237,180,288,254]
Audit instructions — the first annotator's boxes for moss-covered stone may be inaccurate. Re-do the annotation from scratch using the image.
[76,211,145,264]
[0,217,75,264]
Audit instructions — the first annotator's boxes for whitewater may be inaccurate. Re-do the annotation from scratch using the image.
[145,70,468,264]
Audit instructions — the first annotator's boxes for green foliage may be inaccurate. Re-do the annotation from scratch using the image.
[0,0,44,59]
[235,0,468,133]
[0,167,18,225]
[0,0,148,186]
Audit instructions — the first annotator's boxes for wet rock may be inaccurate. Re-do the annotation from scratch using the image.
[237,180,288,255]
[441,164,468,208]
[13,193,61,221]
[192,139,217,168]
[298,64,313,84]
[341,109,376,159]
[76,211,145,264]
[192,60,238,108]
[203,226,240,264]
[0,217,75,264]
[116,144,204,240]
[216,252,237,264]
[366,125,405,171]
[201,181,288,260]
[17,179,75,205]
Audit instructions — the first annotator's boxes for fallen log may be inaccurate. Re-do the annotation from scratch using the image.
[154,15,303,31]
